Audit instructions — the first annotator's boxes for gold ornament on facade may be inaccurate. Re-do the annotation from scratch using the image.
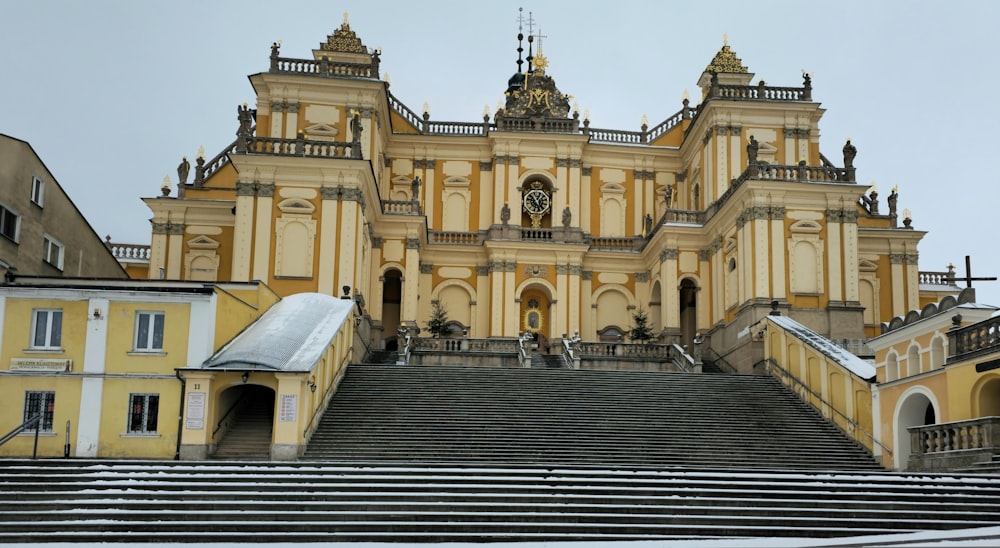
[705,44,748,74]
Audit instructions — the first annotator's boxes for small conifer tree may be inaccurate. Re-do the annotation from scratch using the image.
[629,306,655,344]
[426,300,449,338]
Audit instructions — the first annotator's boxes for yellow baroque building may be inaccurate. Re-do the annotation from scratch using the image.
[138,18,940,368]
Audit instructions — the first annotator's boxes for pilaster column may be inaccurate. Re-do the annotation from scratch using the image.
[475,265,490,338]
[77,297,109,457]
[503,260,518,337]
[493,157,507,224]
[251,183,274,282]
[489,260,505,336]
[337,190,361,294]
[581,271,593,339]
[317,186,341,296]
[232,182,256,282]
[661,249,679,329]
[283,102,298,138]
[770,208,787,299]
[842,209,860,302]
[698,249,712,330]
[149,223,169,280]
[581,167,592,233]
[783,128,796,165]
[568,264,581,336]
[569,159,581,230]
[737,213,751,305]
[269,101,285,138]
[555,158,569,223]
[165,223,184,280]
[507,156,521,222]
[402,237,420,324]
[716,127,729,198]
[752,207,770,299]
[826,209,843,302]
[420,159,435,228]
[555,262,569,338]
[479,161,493,230]
[890,253,906,318]
[905,253,920,311]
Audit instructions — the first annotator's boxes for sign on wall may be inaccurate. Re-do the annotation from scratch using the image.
[186,392,206,430]
[279,394,297,422]
[10,358,73,372]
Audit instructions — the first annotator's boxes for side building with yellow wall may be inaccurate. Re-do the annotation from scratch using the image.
[0,276,280,459]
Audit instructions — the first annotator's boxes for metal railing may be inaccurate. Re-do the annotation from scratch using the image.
[763,358,889,456]
[0,415,43,458]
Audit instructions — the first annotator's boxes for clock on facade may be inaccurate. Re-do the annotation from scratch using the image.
[522,188,550,215]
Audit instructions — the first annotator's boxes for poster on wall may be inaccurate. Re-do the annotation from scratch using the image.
[279,394,297,422]
[186,392,206,430]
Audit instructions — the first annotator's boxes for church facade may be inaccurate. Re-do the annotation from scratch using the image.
[141,16,937,370]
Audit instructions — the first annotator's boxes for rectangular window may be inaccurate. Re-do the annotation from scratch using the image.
[0,204,19,242]
[31,309,62,349]
[127,394,159,433]
[31,176,44,207]
[134,311,165,352]
[43,235,64,270]
[23,391,55,432]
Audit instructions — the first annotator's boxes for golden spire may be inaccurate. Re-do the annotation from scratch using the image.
[705,40,748,74]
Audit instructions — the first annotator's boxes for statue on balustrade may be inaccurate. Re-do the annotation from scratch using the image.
[644,213,653,235]
[237,104,254,136]
[888,187,898,216]
[411,176,421,201]
[177,156,190,185]
[664,184,673,208]
[562,206,571,228]
[843,139,857,168]
[500,202,510,225]
[747,135,759,165]
[350,112,363,141]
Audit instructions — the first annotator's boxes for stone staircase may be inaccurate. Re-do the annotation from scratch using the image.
[303,364,882,470]
[1,459,1000,543]
[531,352,568,368]
[210,390,273,461]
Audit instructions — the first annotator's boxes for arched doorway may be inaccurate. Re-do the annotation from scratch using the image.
[679,278,698,349]
[520,286,552,349]
[894,390,937,470]
[978,378,1000,416]
[381,269,402,350]
[213,384,275,460]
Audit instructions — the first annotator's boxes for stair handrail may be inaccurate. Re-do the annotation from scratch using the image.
[668,343,695,373]
[562,333,582,369]
[0,415,42,458]
[212,392,250,439]
[703,346,739,374]
[762,357,891,456]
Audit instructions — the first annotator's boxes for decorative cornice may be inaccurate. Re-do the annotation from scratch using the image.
[716,126,729,136]
[236,182,256,197]
[476,265,490,276]
[508,156,520,166]
[419,263,433,274]
[494,155,507,165]
[405,238,421,250]
[556,264,569,275]
[889,253,906,264]
[634,272,649,283]
[749,206,771,221]
[660,248,679,262]
[568,264,583,276]
[152,222,184,235]
[340,188,363,202]
[699,249,711,261]
[633,169,654,180]
[321,186,341,200]
[556,158,570,168]
[414,159,436,170]
[371,236,383,248]
[569,158,582,168]
[285,103,300,113]
[256,183,275,198]
[906,253,919,265]
[581,270,593,281]
[769,206,786,220]
[479,160,493,171]
[841,209,859,223]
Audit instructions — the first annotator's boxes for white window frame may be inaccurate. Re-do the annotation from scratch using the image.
[0,203,19,243]
[133,311,165,352]
[43,235,64,270]
[126,393,159,434]
[30,176,44,207]
[30,309,63,350]
[23,391,55,432]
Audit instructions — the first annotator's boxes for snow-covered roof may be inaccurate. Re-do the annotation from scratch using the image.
[767,315,876,380]
[201,292,353,373]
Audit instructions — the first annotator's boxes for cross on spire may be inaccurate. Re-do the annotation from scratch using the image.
[948,256,997,289]
[525,10,536,36]
[535,27,548,52]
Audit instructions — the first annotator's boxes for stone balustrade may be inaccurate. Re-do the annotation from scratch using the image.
[270,56,378,79]
[919,271,958,286]
[243,136,358,159]
[108,242,151,262]
[949,315,1000,360]
[908,417,1000,471]
[413,337,519,354]
[427,231,485,245]
[381,200,420,215]
[589,236,643,253]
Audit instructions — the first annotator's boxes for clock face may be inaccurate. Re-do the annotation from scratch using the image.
[523,189,550,215]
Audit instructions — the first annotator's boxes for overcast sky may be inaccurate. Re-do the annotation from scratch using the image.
[3,1,999,306]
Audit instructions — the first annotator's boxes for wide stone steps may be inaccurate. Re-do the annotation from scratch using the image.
[1,460,999,543]
[302,365,880,470]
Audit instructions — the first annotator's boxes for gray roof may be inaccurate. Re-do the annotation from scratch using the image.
[767,315,876,380]
[201,292,354,372]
